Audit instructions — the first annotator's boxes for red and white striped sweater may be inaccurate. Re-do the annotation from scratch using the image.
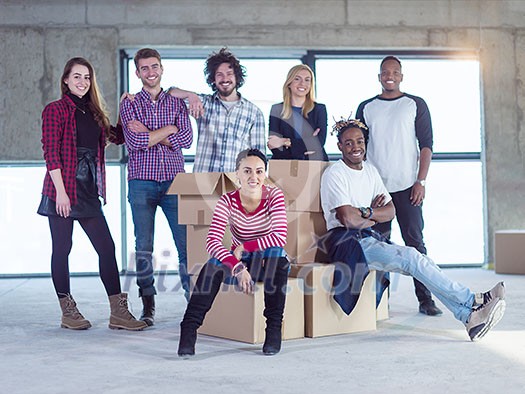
[206,185,287,269]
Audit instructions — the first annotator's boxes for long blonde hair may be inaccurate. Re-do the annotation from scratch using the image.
[60,57,110,131]
[281,64,316,120]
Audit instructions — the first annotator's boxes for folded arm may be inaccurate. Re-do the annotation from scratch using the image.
[335,199,395,229]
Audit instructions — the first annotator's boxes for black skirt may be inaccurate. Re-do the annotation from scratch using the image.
[37,147,103,218]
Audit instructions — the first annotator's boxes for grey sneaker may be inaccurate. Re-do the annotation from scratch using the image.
[474,281,505,306]
[466,283,506,341]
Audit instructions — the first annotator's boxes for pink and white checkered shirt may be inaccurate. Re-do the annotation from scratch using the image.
[120,88,193,181]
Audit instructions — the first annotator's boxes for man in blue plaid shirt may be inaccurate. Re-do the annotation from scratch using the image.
[169,47,266,173]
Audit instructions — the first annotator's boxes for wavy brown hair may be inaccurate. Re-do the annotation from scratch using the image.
[60,57,110,131]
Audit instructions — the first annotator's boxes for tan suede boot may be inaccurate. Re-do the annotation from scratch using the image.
[108,293,148,331]
[59,294,92,330]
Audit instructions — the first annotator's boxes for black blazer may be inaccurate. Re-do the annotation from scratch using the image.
[268,102,329,161]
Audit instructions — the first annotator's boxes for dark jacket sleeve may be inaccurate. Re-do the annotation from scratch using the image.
[268,103,292,160]
[313,103,328,146]
[308,103,328,161]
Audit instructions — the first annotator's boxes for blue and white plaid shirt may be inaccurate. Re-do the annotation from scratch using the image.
[193,93,266,173]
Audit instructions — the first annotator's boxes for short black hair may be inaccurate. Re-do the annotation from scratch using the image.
[235,148,268,171]
[380,55,402,70]
[205,47,246,91]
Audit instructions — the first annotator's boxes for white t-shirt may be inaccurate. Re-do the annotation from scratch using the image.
[320,160,392,231]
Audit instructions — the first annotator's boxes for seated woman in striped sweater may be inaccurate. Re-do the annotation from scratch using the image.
[178,148,289,357]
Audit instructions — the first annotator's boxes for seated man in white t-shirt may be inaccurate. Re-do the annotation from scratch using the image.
[319,118,505,341]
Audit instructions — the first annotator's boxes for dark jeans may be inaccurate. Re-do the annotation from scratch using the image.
[180,247,289,331]
[48,215,121,297]
[373,186,433,303]
[128,179,188,297]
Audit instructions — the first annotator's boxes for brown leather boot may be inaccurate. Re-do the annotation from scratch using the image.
[108,293,148,331]
[140,295,155,326]
[59,294,91,330]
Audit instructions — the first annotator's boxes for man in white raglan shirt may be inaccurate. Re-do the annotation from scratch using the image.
[356,55,442,316]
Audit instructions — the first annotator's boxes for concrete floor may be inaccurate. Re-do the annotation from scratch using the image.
[1,267,524,394]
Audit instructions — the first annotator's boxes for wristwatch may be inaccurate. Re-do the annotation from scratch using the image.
[359,207,372,219]
[416,179,426,187]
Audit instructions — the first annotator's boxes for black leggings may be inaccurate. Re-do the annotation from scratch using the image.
[48,215,121,297]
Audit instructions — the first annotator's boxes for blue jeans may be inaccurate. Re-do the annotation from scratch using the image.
[128,179,188,297]
[359,236,474,324]
[373,186,433,303]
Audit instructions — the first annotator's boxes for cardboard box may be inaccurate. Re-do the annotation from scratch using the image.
[290,263,377,338]
[376,289,389,321]
[199,277,305,344]
[286,211,329,264]
[494,230,525,274]
[167,172,238,225]
[268,160,330,212]
[187,225,209,275]
[186,225,232,275]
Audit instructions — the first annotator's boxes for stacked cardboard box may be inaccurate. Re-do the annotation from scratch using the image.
[199,277,305,344]
[494,230,525,274]
[168,172,237,274]
[168,171,237,225]
[169,161,385,343]
[290,263,377,337]
[268,160,331,264]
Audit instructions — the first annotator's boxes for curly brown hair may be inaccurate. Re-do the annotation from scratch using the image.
[205,47,246,91]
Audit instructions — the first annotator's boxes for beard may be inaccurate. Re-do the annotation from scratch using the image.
[215,82,236,98]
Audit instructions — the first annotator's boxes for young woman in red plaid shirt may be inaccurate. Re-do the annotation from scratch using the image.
[38,57,147,331]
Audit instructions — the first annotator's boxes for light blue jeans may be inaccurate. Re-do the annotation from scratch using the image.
[128,179,188,297]
[359,236,474,323]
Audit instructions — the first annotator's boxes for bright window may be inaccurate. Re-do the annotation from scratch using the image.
[0,165,123,275]
[315,57,481,154]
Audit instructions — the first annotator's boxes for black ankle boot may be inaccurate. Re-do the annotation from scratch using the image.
[178,326,197,357]
[262,328,282,355]
[140,295,155,326]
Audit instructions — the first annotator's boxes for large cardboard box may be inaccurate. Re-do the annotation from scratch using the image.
[286,211,329,264]
[290,263,377,338]
[494,230,525,274]
[268,160,330,212]
[199,277,305,344]
[167,172,238,225]
[186,225,232,275]
[187,225,209,275]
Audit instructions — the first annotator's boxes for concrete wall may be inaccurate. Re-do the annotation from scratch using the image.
[1,0,525,262]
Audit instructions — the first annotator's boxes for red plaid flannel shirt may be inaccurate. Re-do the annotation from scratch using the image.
[40,95,119,205]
